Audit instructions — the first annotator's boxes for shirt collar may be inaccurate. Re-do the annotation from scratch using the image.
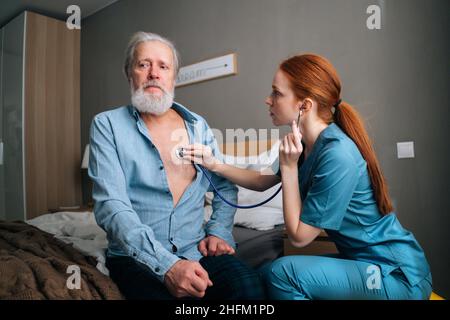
[129,101,198,124]
[316,123,343,143]
[305,123,342,160]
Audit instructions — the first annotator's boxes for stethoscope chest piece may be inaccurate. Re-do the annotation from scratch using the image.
[175,147,184,159]
[173,146,281,209]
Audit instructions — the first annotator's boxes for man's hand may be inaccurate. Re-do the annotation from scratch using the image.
[164,260,213,298]
[198,235,235,256]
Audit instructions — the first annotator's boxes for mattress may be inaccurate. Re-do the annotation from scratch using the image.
[233,224,285,269]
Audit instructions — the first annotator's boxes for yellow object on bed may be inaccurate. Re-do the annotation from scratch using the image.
[430,292,444,300]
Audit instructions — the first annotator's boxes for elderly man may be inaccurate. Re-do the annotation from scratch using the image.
[88,32,265,300]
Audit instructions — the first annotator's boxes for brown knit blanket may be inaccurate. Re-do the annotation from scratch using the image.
[0,220,123,300]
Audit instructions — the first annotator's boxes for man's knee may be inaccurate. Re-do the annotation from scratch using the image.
[106,256,173,300]
[221,256,266,299]
[233,270,266,300]
[203,255,266,299]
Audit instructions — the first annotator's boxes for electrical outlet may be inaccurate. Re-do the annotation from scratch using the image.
[397,141,415,159]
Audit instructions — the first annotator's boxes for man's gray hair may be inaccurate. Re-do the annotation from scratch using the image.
[123,31,180,80]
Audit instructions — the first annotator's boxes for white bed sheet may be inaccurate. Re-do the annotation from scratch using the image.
[26,211,109,276]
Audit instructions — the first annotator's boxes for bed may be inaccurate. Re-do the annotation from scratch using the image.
[11,199,284,299]
[0,139,286,299]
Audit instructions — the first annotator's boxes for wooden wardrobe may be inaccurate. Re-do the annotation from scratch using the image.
[0,11,81,220]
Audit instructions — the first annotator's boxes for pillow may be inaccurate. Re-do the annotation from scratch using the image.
[204,183,283,231]
[204,141,284,230]
[233,183,283,230]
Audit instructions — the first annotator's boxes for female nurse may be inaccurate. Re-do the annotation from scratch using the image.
[181,54,432,300]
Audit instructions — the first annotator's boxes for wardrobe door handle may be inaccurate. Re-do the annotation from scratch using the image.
[0,142,3,165]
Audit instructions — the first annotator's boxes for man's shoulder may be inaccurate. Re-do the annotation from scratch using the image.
[173,101,209,127]
[93,105,132,122]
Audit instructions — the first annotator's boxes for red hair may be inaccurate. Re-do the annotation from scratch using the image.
[280,54,394,215]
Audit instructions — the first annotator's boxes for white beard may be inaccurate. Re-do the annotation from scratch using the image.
[131,82,174,115]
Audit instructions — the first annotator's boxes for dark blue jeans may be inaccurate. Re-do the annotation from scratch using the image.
[106,254,266,300]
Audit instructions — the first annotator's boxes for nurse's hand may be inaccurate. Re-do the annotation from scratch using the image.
[279,120,303,170]
[181,144,221,171]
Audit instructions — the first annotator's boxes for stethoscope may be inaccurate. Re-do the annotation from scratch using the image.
[175,106,303,209]
[175,147,282,209]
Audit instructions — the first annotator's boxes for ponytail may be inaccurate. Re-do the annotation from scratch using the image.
[281,54,394,216]
[334,102,394,215]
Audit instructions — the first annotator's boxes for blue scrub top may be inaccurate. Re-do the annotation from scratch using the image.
[274,123,430,286]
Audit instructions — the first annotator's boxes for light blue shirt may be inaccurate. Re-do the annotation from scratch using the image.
[274,123,431,286]
[88,103,238,282]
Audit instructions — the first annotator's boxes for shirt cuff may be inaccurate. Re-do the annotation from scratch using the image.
[134,248,181,282]
[205,221,236,249]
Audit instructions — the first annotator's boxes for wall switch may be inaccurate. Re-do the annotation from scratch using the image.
[397,141,415,159]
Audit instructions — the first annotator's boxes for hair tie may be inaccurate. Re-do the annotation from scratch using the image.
[333,99,342,109]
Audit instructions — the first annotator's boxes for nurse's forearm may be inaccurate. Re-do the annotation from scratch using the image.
[280,166,302,237]
[212,163,280,191]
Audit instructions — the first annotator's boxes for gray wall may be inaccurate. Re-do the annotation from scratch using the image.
[81,0,450,297]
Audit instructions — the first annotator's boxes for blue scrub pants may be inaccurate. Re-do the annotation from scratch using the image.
[261,255,432,300]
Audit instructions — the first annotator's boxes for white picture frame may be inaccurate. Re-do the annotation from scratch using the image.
[176,53,237,87]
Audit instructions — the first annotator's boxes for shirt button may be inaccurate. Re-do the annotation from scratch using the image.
[170,237,173,241]
[132,252,137,257]
[155,267,160,273]
[159,166,164,170]
[172,245,177,253]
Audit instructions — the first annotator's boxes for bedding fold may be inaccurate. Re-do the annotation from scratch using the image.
[0,220,123,300]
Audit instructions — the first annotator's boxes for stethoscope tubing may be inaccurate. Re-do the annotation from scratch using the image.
[198,165,281,209]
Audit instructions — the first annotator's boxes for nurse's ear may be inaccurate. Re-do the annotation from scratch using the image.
[297,98,314,116]
[298,103,304,116]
